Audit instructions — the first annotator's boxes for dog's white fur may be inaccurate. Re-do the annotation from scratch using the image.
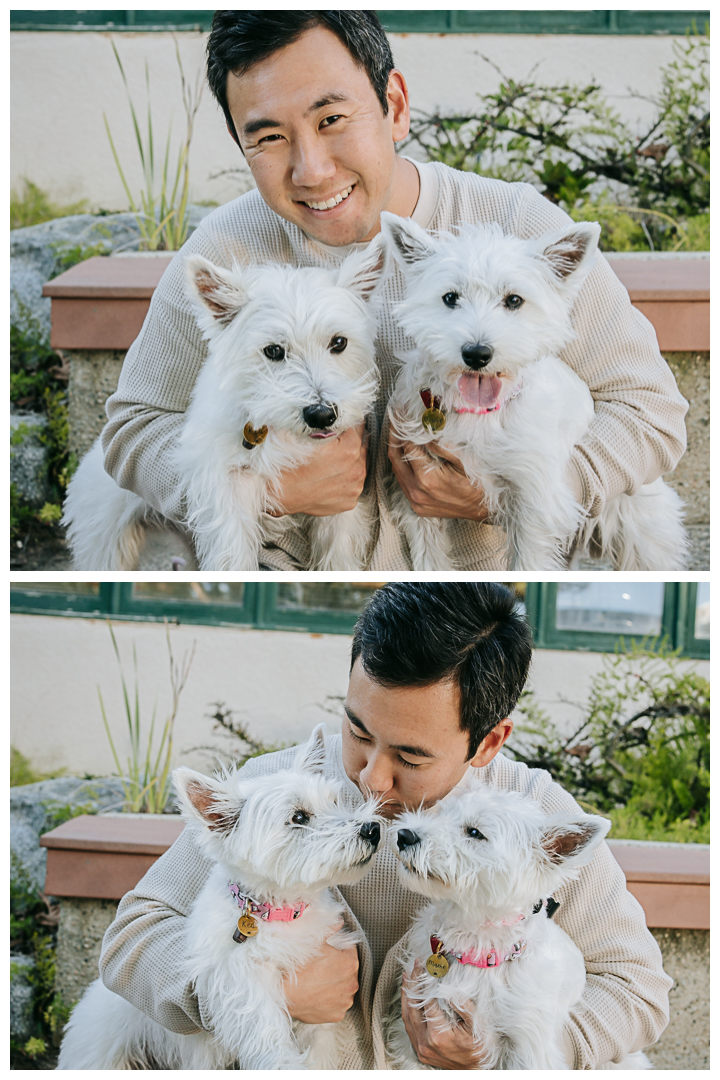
[63,240,385,570]
[57,725,383,1070]
[384,785,652,1070]
[381,212,688,570]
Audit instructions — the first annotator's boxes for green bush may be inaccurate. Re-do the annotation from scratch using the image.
[10,178,88,230]
[506,642,709,843]
[405,30,709,250]
[10,747,66,787]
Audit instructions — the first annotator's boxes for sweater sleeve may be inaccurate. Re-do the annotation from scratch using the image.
[512,185,688,517]
[101,227,228,523]
[98,827,215,1033]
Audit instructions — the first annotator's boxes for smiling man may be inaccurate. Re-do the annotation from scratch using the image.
[99,10,687,570]
[99,583,671,1068]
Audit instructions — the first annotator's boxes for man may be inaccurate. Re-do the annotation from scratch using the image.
[99,583,671,1067]
[101,11,687,570]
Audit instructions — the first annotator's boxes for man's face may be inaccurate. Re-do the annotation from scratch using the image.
[342,659,513,819]
[226,25,414,246]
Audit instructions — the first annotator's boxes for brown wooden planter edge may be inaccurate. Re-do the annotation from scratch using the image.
[42,254,710,352]
[40,815,709,929]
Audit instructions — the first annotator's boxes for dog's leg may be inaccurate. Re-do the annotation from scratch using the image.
[388,476,455,570]
[186,469,268,570]
[62,439,153,570]
[307,495,374,570]
[585,479,689,571]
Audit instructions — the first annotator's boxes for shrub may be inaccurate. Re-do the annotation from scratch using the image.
[10,178,87,230]
[506,642,709,842]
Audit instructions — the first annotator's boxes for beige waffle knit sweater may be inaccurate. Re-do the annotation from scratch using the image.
[102,161,687,571]
[99,736,671,1069]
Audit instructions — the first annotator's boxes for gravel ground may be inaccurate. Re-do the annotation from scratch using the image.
[10,525,710,573]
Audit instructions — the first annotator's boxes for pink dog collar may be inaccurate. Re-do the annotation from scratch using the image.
[229,882,308,922]
[428,934,527,975]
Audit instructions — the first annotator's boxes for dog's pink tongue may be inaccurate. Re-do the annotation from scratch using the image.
[458,372,504,409]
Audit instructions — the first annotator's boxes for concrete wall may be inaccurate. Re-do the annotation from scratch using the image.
[12,30,691,209]
[10,613,709,779]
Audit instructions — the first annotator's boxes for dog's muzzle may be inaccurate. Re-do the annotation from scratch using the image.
[303,402,339,430]
[461,342,494,370]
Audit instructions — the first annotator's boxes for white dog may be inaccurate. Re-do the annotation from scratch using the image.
[57,726,383,1070]
[63,239,385,570]
[384,786,651,1070]
[381,212,688,571]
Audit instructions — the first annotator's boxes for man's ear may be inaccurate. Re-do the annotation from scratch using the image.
[336,234,387,302]
[540,812,611,866]
[185,255,248,327]
[294,724,327,774]
[468,719,514,769]
[380,211,435,269]
[172,767,245,833]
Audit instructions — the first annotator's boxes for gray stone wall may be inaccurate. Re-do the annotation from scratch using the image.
[664,351,710,525]
[67,350,125,460]
[54,898,119,1008]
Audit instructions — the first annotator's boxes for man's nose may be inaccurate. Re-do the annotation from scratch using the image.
[290,133,335,190]
[358,751,393,795]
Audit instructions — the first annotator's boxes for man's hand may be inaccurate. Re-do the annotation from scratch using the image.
[283,922,359,1024]
[269,424,368,516]
[388,423,489,521]
[401,962,482,1069]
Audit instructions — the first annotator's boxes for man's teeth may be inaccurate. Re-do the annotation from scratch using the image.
[305,185,353,210]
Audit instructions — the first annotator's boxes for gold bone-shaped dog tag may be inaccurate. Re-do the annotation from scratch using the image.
[422,407,446,433]
[237,914,259,936]
[242,422,268,450]
[426,952,450,978]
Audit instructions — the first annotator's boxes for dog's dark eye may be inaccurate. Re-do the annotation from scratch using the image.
[442,291,460,308]
[263,344,285,361]
[504,294,524,310]
[465,826,487,840]
[329,336,347,354]
[291,810,310,826]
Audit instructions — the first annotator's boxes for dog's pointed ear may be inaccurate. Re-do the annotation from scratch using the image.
[540,812,611,866]
[295,723,327,774]
[172,767,244,833]
[336,235,387,302]
[186,255,248,326]
[381,211,435,269]
[536,222,601,282]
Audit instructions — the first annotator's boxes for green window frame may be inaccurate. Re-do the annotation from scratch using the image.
[10,11,708,35]
[524,582,708,659]
[10,581,708,658]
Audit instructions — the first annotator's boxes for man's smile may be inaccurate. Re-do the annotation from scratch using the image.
[299,184,356,213]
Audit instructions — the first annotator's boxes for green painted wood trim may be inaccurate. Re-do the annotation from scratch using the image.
[10,10,709,35]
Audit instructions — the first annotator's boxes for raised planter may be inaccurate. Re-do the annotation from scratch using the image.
[41,814,709,926]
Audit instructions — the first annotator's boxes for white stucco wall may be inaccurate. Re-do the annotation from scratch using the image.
[10,613,709,779]
[11,30,690,209]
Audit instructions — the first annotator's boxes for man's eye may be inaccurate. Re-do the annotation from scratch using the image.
[348,725,370,743]
[319,115,341,128]
[263,344,285,361]
[442,292,460,308]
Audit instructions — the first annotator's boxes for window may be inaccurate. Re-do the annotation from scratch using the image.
[10,581,708,658]
[10,11,708,35]
[524,582,708,659]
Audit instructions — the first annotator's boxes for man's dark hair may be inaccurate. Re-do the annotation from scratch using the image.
[206,11,395,145]
[350,583,533,760]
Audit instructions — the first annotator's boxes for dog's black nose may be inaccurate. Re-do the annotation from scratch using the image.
[461,343,494,370]
[397,829,421,852]
[359,821,381,849]
[303,403,339,429]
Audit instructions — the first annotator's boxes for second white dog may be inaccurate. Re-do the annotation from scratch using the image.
[63,239,385,570]
[385,785,651,1070]
[381,212,687,571]
[57,725,383,1070]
